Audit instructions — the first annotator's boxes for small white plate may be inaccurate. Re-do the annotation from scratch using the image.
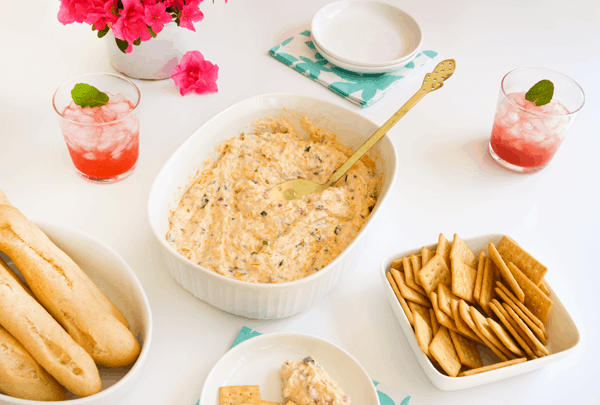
[381,233,581,391]
[311,1,423,67]
[312,37,419,73]
[199,333,379,405]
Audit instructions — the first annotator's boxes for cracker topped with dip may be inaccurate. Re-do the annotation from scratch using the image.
[167,115,381,283]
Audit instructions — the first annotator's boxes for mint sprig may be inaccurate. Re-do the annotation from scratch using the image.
[71,83,109,108]
[525,80,554,106]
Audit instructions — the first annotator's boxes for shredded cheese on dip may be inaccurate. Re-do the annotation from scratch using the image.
[166,115,381,283]
[281,356,350,405]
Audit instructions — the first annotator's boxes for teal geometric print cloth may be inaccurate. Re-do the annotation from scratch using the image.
[269,26,438,108]
[212,326,411,405]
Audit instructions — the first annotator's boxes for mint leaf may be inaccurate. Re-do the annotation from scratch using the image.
[525,80,554,106]
[71,83,109,108]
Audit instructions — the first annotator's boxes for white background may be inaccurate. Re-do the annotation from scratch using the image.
[1,0,599,404]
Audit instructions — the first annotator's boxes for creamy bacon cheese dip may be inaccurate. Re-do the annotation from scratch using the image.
[281,356,350,405]
[167,115,380,283]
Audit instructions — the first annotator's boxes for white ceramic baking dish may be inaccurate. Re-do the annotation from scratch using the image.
[381,233,581,391]
[148,93,397,319]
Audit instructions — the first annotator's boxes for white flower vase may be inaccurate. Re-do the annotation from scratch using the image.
[105,23,187,80]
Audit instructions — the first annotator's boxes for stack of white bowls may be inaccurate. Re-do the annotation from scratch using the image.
[310,1,423,73]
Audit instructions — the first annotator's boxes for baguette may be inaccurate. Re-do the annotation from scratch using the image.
[0,324,67,401]
[0,192,129,328]
[0,205,141,367]
[0,257,101,397]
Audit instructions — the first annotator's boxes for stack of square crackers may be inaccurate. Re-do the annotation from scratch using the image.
[385,233,553,377]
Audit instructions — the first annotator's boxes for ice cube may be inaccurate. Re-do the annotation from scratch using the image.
[82,152,96,160]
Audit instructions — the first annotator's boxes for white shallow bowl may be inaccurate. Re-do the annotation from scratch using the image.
[312,37,420,74]
[380,233,581,391]
[148,93,397,319]
[200,333,379,405]
[0,221,152,404]
[311,1,423,67]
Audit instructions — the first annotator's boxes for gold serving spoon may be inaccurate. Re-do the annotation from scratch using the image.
[268,59,456,202]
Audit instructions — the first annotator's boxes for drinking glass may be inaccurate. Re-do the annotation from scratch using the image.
[488,67,584,173]
[52,72,141,183]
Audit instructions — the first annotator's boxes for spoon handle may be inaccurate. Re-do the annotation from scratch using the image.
[325,90,425,187]
[325,59,455,188]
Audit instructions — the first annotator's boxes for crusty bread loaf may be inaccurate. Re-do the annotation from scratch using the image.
[0,205,141,368]
[0,193,129,329]
[0,324,67,401]
[0,257,101,397]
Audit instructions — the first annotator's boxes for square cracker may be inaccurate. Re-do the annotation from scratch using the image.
[506,262,552,325]
[450,233,478,269]
[458,358,527,377]
[429,308,440,335]
[451,258,477,303]
[408,301,432,329]
[488,242,525,303]
[438,283,458,318]
[414,311,433,356]
[391,258,404,271]
[437,233,452,268]
[489,300,537,359]
[418,254,452,297]
[473,252,487,303]
[220,386,261,405]
[449,329,483,369]
[404,256,426,295]
[478,256,499,318]
[386,272,413,326]
[429,326,462,377]
[391,268,431,308]
[422,246,436,267]
[538,280,551,296]
[431,292,457,332]
[497,236,547,284]
[411,254,424,287]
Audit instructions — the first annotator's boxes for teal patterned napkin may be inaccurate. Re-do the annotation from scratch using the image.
[269,26,438,108]
[221,327,411,405]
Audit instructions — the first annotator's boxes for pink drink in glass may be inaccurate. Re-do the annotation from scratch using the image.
[488,67,584,173]
[59,93,139,180]
[490,91,570,168]
[53,73,141,183]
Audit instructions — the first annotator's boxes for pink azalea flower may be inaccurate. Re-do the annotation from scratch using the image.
[58,0,111,25]
[171,51,219,96]
[86,0,118,31]
[112,0,153,53]
[179,0,205,31]
[143,3,172,34]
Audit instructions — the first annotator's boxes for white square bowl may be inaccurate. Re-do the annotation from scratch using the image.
[148,93,398,319]
[380,233,581,391]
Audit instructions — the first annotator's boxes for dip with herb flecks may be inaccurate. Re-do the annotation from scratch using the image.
[166,115,380,283]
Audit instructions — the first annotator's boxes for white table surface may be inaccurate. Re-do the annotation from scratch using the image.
[1,0,599,404]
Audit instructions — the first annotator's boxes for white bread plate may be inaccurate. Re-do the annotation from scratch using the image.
[0,221,152,404]
[380,233,581,391]
[200,332,379,405]
[148,93,398,319]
